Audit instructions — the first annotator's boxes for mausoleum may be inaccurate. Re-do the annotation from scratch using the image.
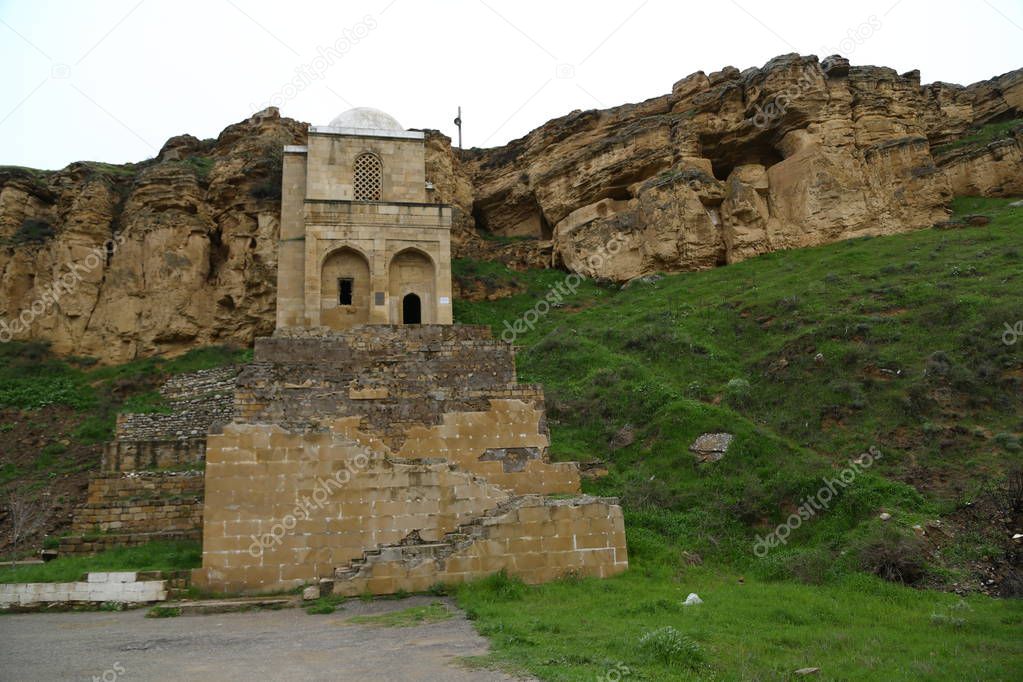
[276,107,454,330]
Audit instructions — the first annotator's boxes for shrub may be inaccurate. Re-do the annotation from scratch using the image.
[621,474,679,511]
[638,626,704,669]
[994,432,1021,452]
[12,218,55,244]
[724,377,752,408]
[857,526,926,584]
[146,606,181,618]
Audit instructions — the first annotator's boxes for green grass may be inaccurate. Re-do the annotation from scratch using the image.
[456,559,1023,681]
[146,606,181,618]
[304,593,346,615]
[0,540,200,583]
[0,343,250,453]
[449,195,1023,679]
[454,196,1022,575]
[347,601,453,627]
[934,118,1023,155]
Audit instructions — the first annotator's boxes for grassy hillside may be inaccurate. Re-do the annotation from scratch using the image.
[452,196,1023,679]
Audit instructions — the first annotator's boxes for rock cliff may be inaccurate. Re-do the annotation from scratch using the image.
[465,55,1022,280]
[1,54,1020,361]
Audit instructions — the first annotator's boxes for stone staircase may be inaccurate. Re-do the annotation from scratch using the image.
[334,497,527,583]
[330,494,626,596]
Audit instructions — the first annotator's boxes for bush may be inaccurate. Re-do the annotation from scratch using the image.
[638,626,704,669]
[621,474,679,511]
[857,526,926,584]
[724,377,752,408]
[12,218,55,243]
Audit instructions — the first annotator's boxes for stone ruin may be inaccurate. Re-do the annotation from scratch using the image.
[60,366,237,555]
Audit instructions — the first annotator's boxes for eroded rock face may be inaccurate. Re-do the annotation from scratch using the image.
[0,108,306,362]
[466,54,1021,279]
[935,130,1023,197]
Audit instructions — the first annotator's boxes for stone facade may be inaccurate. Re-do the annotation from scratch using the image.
[276,108,453,331]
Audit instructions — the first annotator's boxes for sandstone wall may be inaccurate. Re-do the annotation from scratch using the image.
[193,421,516,593]
[69,472,204,536]
[236,325,547,449]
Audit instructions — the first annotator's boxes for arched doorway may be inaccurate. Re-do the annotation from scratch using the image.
[388,249,435,324]
[320,247,370,330]
[402,293,422,324]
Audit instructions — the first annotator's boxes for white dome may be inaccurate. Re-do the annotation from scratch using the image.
[328,107,404,131]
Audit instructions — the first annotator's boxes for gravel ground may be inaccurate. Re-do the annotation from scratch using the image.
[0,596,530,682]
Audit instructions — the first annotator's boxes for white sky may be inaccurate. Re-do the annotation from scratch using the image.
[1,0,1021,170]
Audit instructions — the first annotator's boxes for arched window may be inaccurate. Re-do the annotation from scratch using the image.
[353,153,382,201]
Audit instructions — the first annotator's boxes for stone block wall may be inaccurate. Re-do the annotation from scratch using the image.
[193,420,515,593]
[332,496,628,596]
[193,325,625,594]
[70,472,204,535]
[61,473,204,556]
[102,438,206,473]
[114,365,238,447]
[236,325,545,450]
[0,572,168,610]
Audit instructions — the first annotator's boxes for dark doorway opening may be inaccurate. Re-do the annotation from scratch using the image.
[339,278,354,305]
[402,293,422,324]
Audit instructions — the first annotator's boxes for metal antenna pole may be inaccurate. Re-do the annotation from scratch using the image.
[453,106,462,150]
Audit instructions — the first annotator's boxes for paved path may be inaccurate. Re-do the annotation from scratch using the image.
[0,596,529,681]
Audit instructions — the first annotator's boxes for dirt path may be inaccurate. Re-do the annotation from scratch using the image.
[0,596,529,681]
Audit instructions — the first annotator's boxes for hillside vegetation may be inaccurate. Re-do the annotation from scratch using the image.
[451,196,1023,679]
[0,344,250,554]
[454,197,1023,587]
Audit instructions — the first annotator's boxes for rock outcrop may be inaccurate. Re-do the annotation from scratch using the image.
[465,55,1022,281]
[0,109,305,362]
[1,56,1020,361]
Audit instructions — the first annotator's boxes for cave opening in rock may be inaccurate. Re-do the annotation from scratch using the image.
[703,133,785,181]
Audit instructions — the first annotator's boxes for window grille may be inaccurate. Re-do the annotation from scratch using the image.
[353,153,381,201]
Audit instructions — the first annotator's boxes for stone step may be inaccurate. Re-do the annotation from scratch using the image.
[167,596,298,616]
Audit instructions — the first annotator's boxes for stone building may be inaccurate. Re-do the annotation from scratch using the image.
[186,109,628,595]
[275,107,453,331]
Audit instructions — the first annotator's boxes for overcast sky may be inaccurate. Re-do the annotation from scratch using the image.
[2,0,1021,170]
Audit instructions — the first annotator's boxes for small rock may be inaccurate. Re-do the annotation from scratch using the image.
[879,512,892,521]
[1012,533,1022,543]
[689,432,733,463]
[302,585,320,601]
[912,524,925,536]
[609,424,636,451]
[814,352,824,364]
[1009,199,1023,207]
[680,551,703,566]
[794,668,820,676]
[964,214,991,226]
[682,593,703,606]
